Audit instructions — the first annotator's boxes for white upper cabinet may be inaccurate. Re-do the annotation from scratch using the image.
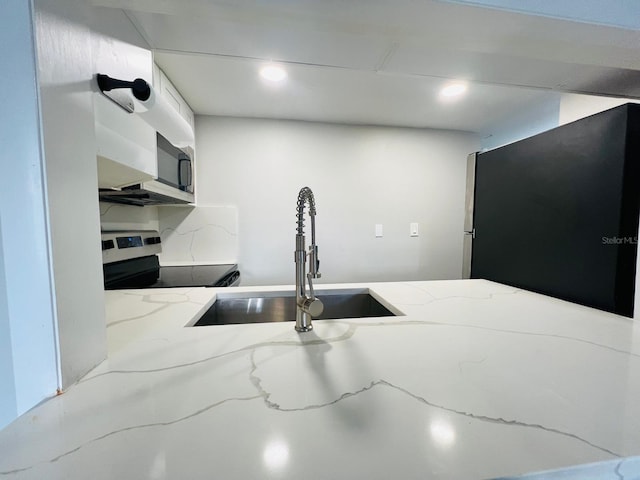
[95,97,157,188]
[153,63,196,136]
[91,11,196,193]
[93,11,156,188]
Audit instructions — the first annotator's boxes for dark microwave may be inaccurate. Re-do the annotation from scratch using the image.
[98,133,195,206]
[157,132,193,193]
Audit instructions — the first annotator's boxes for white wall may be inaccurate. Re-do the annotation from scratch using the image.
[34,0,107,388]
[0,220,15,428]
[481,96,560,151]
[559,94,640,125]
[0,0,59,429]
[478,92,640,153]
[196,116,479,286]
[480,93,640,152]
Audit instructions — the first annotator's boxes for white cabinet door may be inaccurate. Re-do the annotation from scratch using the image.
[154,66,196,138]
[152,64,197,205]
[95,94,157,188]
[93,17,156,188]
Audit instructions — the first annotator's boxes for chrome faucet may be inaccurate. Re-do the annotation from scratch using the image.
[294,187,323,332]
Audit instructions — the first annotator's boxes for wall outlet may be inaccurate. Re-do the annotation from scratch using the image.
[410,222,419,237]
[375,224,383,238]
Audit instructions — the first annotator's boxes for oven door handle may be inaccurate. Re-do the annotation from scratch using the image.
[178,156,192,191]
[214,270,240,287]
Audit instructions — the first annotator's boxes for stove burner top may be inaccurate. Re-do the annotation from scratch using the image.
[103,259,239,290]
[154,264,239,288]
[101,230,239,289]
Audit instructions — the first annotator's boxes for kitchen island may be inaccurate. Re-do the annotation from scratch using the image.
[1,280,639,479]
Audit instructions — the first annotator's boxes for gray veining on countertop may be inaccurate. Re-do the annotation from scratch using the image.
[1,280,640,479]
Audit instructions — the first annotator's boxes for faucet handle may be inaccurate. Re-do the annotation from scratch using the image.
[301,297,324,317]
[309,245,321,278]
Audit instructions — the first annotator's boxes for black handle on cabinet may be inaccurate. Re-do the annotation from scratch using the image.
[96,74,151,102]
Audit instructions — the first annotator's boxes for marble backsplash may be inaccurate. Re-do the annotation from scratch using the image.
[99,202,238,265]
[158,206,238,265]
[99,202,159,232]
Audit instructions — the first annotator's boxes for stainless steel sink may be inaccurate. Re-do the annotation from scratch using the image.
[191,289,400,326]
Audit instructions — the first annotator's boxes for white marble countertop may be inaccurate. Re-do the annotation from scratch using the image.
[1,280,640,479]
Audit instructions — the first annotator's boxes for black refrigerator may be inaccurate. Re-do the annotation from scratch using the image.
[463,103,640,317]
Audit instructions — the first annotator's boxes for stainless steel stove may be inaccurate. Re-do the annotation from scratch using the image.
[101,230,239,290]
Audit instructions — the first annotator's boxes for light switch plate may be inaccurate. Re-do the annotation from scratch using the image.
[375,224,383,238]
[410,222,419,237]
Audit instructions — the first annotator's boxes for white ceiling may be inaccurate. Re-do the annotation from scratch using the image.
[440,0,640,31]
[93,0,640,133]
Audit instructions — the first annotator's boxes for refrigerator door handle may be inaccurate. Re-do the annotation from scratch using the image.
[463,153,477,233]
[462,231,473,279]
[462,152,478,279]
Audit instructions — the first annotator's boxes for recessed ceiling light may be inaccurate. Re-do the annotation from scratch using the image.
[260,65,287,83]
[440,82,467,98]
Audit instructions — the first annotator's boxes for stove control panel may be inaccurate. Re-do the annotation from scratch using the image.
[101,230,162,264]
